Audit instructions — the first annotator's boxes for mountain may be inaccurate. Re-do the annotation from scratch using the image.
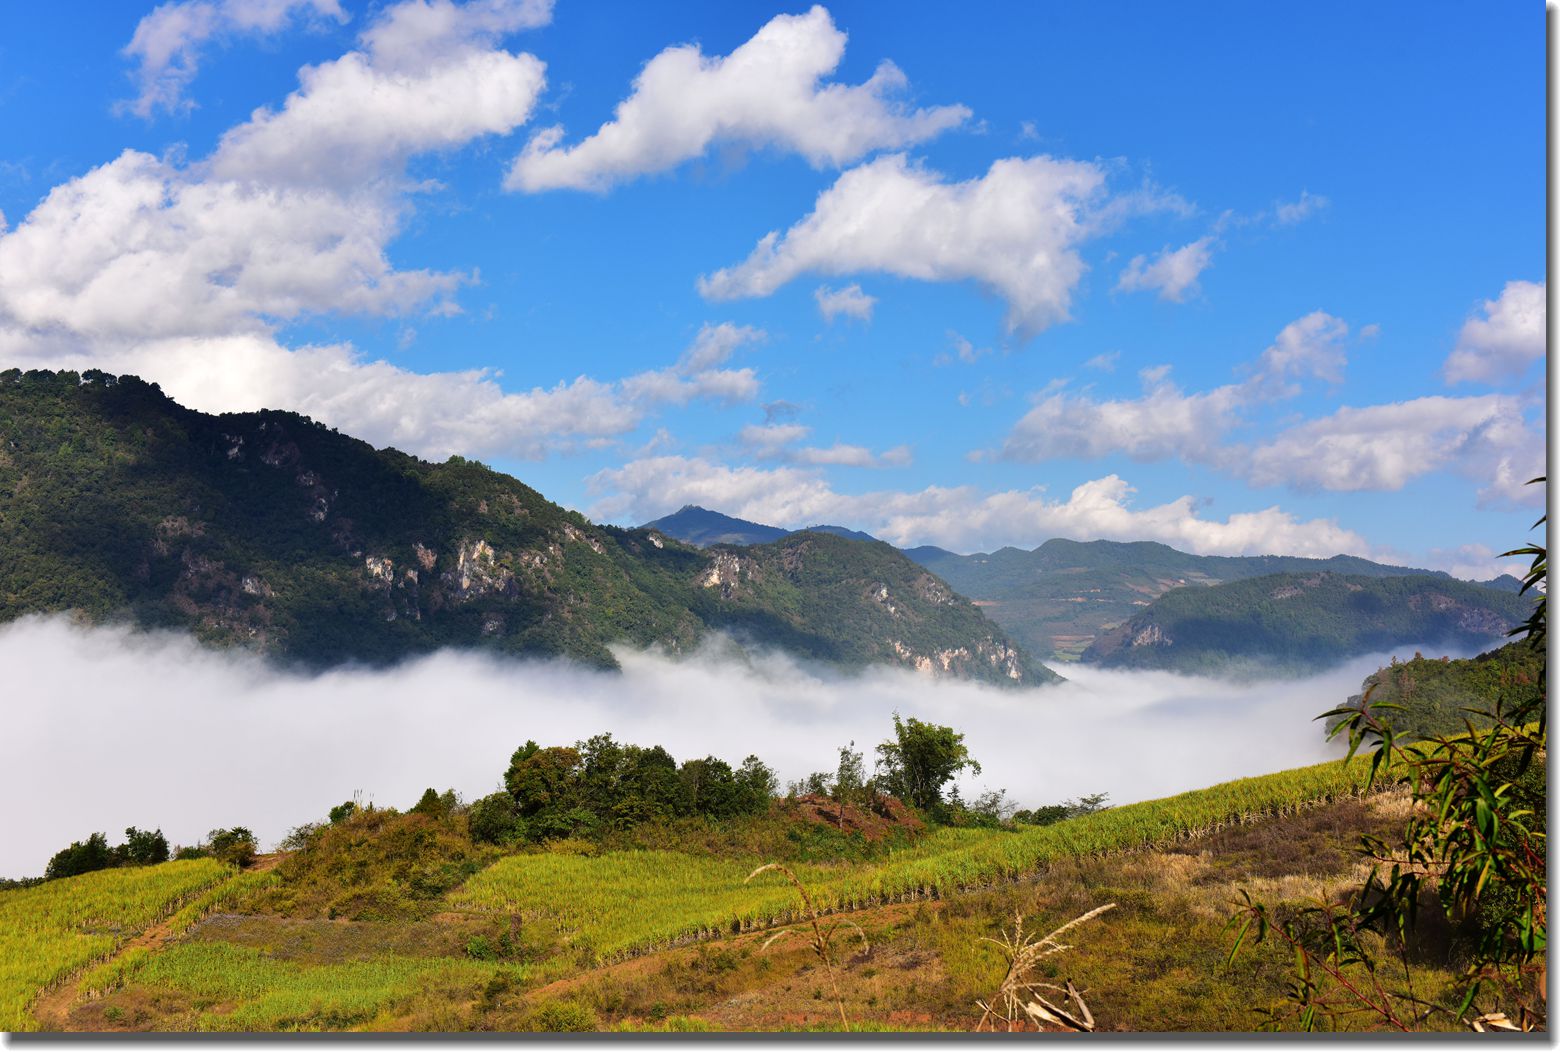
[643,506,878,547]
[1082,572,1530,675]
[641,506,787,547]
[1337,639,1544,741]
[905,538,1495,664]
[0,370,1051,685]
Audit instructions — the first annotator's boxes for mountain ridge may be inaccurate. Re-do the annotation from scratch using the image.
[641,506,1519,663]
[0,370,1051,686]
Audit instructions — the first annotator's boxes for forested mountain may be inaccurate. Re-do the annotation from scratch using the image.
[905,539,1517,663]
[1082,572,1529,675]
[0,370,1049,685]
[1339,639,1544,740]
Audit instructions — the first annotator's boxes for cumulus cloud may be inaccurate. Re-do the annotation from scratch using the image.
[0,0,758,463]
[120,0,348,118]
[589,456,1370,558]
[1000,367,1245,465]
[505,5,968,193]
[1249,309,1350,389]
[700,154,1119,334]
[814,283,876,323]
[4,0,552,340]
[1082,350,1119,372]
[1,615,1412,878]
[1442,280,1547,385]
[1115,236,1215,302]
[1242,394,1542,505]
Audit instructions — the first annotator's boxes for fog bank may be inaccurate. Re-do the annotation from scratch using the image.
[1,616,1459,877]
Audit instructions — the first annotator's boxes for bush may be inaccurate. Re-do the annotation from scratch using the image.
[527,999,598,1032]
[207,827,258,867]
[468,792,524,845]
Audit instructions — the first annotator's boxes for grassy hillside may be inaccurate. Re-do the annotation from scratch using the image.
[1082,572,1527,675]
[5,759,1399,1032]
[0,370,1046,685]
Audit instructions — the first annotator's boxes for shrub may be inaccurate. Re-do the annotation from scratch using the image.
[468,792,524,845]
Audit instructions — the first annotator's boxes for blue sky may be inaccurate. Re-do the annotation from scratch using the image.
[0,0,1544,574]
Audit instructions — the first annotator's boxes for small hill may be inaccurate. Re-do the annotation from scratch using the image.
[1082,572,1529,675]
[1340,639,1545,740]
[0,370,1045,685]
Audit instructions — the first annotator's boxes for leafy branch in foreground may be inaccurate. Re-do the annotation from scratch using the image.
[1229,478,1546,1032]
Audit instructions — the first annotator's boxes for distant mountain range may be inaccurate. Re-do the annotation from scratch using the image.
[0,371,1049,686]
[641,507,1526,671]
[1083,572,1529,676]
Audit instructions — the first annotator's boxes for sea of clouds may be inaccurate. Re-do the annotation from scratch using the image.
[1,615,1480,877]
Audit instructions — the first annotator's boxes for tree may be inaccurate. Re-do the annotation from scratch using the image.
[831,742,866,827]
[119,826,169,865]
[328,801,358,824]
[468,791,524,845]
[207,827,258,868]
[875,713,981,811]
[44,833,112,880]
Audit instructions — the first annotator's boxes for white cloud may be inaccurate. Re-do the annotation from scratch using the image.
[737,423,910,469]
[1242,394,1542,505]
[675,321,765,372]
[1442,280,1547,384]
[739,422,811,453]
[211,0,550,188]
[1115,236,1214,302]
[1250,309,1350,389]
[0,0,717,465]
[120,0,348,117]
[1000,367,1246,465]
[2,0,554,344]
[699,153,1113,334]
[588,456,1370,559]
[994,311,1354,468]
[505,5,968,193]
[1082,350,1119,372]
[1273,189,1329,225]
[10,329,761,463]
[814,283,876,323]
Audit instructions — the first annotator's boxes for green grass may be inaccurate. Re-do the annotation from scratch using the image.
[127,941,515,1031]
[450,759,1376,963]
[0,858,232,1031]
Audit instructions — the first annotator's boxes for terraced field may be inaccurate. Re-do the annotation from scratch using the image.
[0,858,232,1031]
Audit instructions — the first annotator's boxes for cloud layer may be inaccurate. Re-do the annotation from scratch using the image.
[0,616,1420,879]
